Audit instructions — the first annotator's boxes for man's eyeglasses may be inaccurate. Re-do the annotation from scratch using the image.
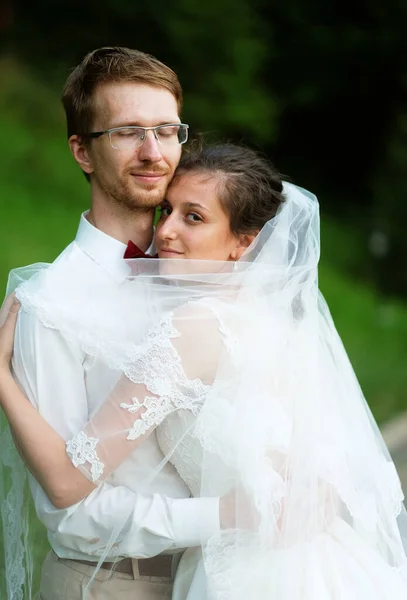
[82,123,189,151]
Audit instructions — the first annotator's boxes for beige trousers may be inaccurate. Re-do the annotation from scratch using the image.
[39,551,174,600]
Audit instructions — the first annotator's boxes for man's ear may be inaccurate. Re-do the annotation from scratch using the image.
[68,135,94,175]
[230,232,257,261]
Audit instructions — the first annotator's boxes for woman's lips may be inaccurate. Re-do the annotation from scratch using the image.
[158,248,184,257]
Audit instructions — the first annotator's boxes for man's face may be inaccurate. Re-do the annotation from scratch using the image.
[83,82,182,211]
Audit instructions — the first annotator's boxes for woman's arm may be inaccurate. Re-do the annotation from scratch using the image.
[0,302,160,507]
[0,368,96,507]
[0,297,96,507]
[0,299,222,509]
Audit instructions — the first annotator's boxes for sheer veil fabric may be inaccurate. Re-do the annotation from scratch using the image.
[1,182,407,599]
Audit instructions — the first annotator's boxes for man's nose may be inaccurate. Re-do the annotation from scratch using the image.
[137,130,163,163]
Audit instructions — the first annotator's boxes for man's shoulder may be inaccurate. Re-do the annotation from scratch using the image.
[5,241,80,295]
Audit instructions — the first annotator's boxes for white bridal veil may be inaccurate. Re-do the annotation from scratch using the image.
[1,182,407,599]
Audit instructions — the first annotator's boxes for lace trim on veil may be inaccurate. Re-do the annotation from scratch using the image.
[67,312,212,482]
[0,425,29,600]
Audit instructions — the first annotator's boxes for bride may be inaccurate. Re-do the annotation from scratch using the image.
[1,143,407,600]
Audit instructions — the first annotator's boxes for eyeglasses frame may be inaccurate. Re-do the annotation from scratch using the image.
[81,123,189,148]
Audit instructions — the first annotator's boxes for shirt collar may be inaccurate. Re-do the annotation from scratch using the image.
[74,212,131,282]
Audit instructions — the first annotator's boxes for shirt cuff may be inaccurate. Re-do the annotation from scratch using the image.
[172,497,220,547]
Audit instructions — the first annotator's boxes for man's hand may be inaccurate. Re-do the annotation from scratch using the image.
[0,294,20,370]
[219,486,260,531]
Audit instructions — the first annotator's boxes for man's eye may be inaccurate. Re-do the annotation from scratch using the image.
[117,129,142,138]
[157,126,178,138]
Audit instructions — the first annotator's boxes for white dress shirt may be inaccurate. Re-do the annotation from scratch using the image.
[12,213,219,561]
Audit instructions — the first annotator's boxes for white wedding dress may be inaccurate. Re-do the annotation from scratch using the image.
[158,408,407,600]
[9,182,407,600]
[63,289,407,600]
[158,411,211,600]
[152,300,407,600]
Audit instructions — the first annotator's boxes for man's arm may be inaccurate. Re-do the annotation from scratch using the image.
[12,309,219,558]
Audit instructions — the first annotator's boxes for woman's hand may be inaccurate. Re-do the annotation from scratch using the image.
[0,294,20,370]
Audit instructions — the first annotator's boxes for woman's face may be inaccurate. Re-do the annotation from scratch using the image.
[155,172,245,261]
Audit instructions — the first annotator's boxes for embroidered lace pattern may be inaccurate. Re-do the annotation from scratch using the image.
[198,298,238,358]
[121,313,210,437]
[66,431,104,483]
[157,411,204,497]
[66,312,211,482]
[0,425,28,600]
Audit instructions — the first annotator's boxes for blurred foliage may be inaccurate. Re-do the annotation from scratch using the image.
[2,0,407,295]
[0,2,407,416]
[0,5,406,590]
[0,59,406,423]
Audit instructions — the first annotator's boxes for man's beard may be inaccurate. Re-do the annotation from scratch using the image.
[95,167,169,212]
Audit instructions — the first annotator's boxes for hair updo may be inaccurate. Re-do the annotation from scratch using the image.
[174,143,285,236]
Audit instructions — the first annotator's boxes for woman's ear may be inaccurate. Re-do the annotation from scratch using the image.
[230,232,257,261]
[68,135,94,176]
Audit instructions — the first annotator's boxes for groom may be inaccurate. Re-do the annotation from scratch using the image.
[10,47,220,600]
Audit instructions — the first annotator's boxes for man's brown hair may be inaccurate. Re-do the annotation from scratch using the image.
[62,46,183,138]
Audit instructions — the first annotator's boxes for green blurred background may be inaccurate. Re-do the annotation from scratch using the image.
[1,1,407,423]
[1,2,407,594]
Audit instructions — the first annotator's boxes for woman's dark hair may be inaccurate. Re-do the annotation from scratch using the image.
[174,143,285,235]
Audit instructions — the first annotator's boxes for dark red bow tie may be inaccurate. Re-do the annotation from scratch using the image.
[124,240,157,259]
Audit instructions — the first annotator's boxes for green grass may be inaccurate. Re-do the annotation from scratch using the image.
[0,56,407,592]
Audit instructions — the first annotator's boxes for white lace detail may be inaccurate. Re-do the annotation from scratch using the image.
[121,395,177,440]
[15,284,56,330]
[120,313,211,439]
[66,431,104,483]
[197,298,239,358]
[204,531,259,600]
[384,460,405,518]
[15,283,141,369]
[65,312,213,482]
[157,412,205,497]
[0,424,28,599]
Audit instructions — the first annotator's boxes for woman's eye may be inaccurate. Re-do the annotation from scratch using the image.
[186,213,202,223]
[160,206,172,217]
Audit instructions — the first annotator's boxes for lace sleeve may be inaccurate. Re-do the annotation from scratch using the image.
[66,305,225,483]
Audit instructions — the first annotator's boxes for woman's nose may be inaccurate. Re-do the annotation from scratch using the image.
[157,215,178,240]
